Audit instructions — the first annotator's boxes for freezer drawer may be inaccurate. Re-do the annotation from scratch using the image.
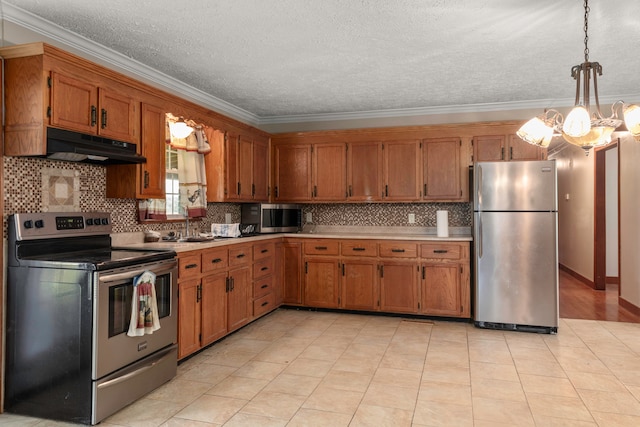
[474,211,558,330]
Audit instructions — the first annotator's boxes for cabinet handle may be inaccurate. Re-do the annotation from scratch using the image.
[252,183,255,196]
[261,284,269,289]
[424,183,427,196]
[352,247,365,251]
[225,277,230,292]
[90,105,97,127]
[433,250,448,254]
[315,246,328,250]
[211,258,222,263]
[237,182,241,195]
[185,263,198,269]
[261,301,269,307]
[196,284,202,302]
[275,186,279,198]
[385,185,388,197]
[236,253,245,258]
[261,249,268,253]
[501,147,505,160]
[348,185,352,197]
[510,146,513,160]
[144,171,149,189]
[391,249,405,253]
[261,266,269,271]
[342,263,345,276]
[101,108,107,129]
[422,266,425,280]
[230,277,235,291]
[380,265,384,278]
[313,185,317,198]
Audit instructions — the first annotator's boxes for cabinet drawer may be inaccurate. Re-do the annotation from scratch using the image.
[178,253,201,279]
[254,241,276,261]
[202,247,228,273]
[304,240,340,256]
[229,244,252,267]
[254,275,274,299]
[379,242,418,258]
[341,240,377,257]
[254,292,276,317]
[421,243,462,260]
[253,257,274,279]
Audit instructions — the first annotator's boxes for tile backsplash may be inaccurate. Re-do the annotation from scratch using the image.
[3,156,471,238]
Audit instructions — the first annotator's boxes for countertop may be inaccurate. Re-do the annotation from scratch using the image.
[113,225,472,254]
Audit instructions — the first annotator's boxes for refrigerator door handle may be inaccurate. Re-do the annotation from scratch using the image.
[478,212,483,258]
[477,164,483,210]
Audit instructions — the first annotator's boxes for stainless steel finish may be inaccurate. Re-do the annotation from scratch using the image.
[473,160,559,333]
[94,259,178,379]
[93,345,177,424]
[241,203,302,233]
[9,211,112,240]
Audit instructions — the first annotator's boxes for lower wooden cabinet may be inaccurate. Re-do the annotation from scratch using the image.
[379,261,419,313]
[282,241,303,305]
[304,257,340,308]
[227,266,251,332]
[200,272,228,345]
[341,260,378,311]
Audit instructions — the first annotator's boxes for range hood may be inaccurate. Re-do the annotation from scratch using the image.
[46,127,146,164]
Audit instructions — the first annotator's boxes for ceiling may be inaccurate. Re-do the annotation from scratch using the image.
[1,0,640,132]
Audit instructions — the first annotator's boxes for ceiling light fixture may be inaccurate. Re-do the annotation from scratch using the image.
[517,0,640,155]
[169,117,194,139]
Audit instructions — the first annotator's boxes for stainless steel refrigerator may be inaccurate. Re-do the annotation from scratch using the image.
[473,160,559,333]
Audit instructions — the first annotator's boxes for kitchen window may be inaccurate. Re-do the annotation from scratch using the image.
[165,145,180,217]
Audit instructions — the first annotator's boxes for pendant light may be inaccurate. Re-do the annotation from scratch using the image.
[517,0,640,155]
[169,117,194,139]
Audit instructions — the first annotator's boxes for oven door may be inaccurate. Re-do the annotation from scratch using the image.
[94,258,177,379]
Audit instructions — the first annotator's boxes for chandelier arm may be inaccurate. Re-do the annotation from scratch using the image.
[573,65,582,106]
[592,65,602,118]
[583,64,590,111]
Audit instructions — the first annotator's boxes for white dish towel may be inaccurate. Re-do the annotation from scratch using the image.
[127,270,161,337]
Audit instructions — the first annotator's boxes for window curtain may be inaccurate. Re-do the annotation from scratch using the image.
[138,127,172,222]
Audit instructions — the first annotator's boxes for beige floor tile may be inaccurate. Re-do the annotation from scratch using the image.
[508,345,557,363]
[179,363,238,385]
[321,325,362,338]
[263,373,321,396]
[239,390,306,420]
[472,397,535,426]
[470,361,519,382]
[232,360,286,381]
[422,363,471,385]
[311,334,355,349]
[222,412,287,427]
[157,418,217,426]
[590,411,640,427]
[514,358,567,378]
[282,357,334,377]
[419,381,472,406]
[252,342,308,364]
[361,383,418,411]
[173,394,247,424]
[332,355,380,375]
[146,378,213,404]
[425,349,469,368]
[385,340,429,357]
[519,373,579,398]
[321,370,372,392]
[298,344,345,361]
[413,399,473,426]
[217,338,272,354]
[287,408,352,427]
[342,342,387,360]
[282,327,324,340]
[351,403,413,427]
[628,384,640,401]
[531,415,597,426]
[525,392,594,422]
[576,388,640,416]
[104,398,185,425]
[351,333,394,347]
[199,348,256,368]
[471,377,527,402]
[566,370,628,392]
[205,375,269,400]
[371,367,422,389]
[379,351,427,371]
[302,385,364,415]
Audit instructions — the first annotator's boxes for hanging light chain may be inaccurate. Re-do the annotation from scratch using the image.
[583,0,590,62]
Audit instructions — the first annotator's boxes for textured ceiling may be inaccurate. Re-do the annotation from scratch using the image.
[2,0,640,124]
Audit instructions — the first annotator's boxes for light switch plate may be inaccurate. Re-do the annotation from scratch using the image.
[225,213,232,223]
[408,213,415,224]
[306,212,313,223]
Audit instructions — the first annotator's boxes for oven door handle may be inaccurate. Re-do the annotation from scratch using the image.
[99,260,177,283]
[96,345,176,389]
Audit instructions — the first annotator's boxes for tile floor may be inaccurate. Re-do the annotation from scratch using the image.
[2,309,640,426]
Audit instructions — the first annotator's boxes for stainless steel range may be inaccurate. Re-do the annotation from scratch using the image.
[5,212,179,425]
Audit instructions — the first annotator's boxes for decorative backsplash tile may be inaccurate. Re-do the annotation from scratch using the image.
[3,156,471,239]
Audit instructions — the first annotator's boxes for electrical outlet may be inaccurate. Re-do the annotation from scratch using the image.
[306,212,313,223]
[408,213,415,224]
[225,213,232,223]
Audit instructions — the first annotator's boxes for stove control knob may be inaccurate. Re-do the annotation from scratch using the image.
[24,220,33,229]
[101,218,109,225]
[35,220,44,228]
[86,218,94,226]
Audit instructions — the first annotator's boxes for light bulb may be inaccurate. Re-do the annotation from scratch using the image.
[169,119,194,139]
[563,106,591,137]
[517,116,554,147]
[623,104,640,137]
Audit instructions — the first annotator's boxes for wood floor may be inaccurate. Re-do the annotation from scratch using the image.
[559,269,640,323]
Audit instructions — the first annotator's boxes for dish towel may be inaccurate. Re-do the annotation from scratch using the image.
[127,270,161,337]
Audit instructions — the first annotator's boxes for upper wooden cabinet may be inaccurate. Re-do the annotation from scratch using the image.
[274,144,312,201]
[383,140,422,201]
[422,137,463,201]
[312,143,347,201]
[347,141,383,201]
[50,71,137,142]
[206,129,270,202]
[473,134,546,162]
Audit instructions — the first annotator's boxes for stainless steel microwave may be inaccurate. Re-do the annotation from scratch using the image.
[241,203,302,233]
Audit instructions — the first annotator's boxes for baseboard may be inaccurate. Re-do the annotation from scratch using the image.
[606,276,620,285]
[619,297,640,316]
[559,264,596,289]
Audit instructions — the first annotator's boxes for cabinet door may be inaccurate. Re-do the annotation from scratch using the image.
[238,134,254,200]
[201,272,228,346]
[347,141,382,201]
[341,260,378,311]
[282,242,303,304]
[252,137,269,201]
[313,143,347,200]
[227,266,251,332]
[225,131,240,200]
[474,135,506,162]
[97,88,136,142]
[178,279,200,359]
[421,262,462,317]
[274,144,312,201]
[508,134,544,161]
[138,103,166,198]
[383,140,421,201]
[423,138,462,201]
[50,71,97,134]
[304,258,340,308]
[379,261,418,313]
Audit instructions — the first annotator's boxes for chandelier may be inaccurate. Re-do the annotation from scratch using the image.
[517,0,640,155]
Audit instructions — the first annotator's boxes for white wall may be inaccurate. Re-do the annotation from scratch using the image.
[619,134,640,307]
[606,147,619,277]
[552,142,595,281]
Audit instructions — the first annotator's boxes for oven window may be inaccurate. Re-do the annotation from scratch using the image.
[109,272,172,337]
